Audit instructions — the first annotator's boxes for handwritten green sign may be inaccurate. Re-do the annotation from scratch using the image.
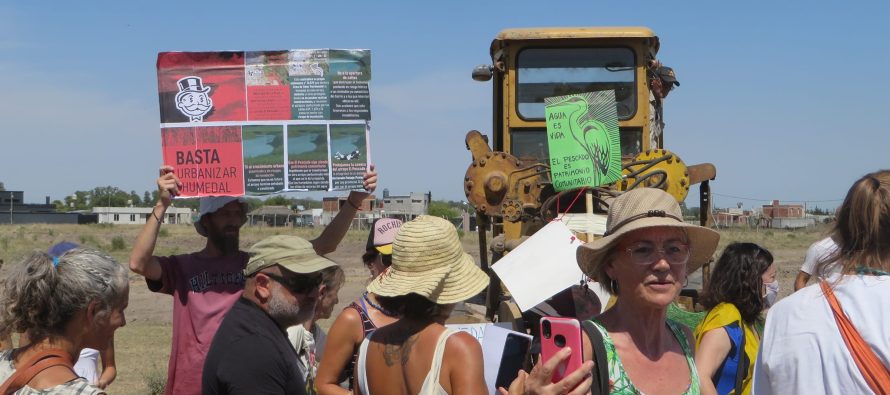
[544,91,622,192]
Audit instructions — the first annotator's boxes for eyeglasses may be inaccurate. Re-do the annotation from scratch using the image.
[262,271,322,294]
[623,241,690,266]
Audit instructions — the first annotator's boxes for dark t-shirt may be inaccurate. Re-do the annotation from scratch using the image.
[202,297,307,395]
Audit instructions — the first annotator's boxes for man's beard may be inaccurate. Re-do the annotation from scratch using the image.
[208,227,240,255]
[268,289,314,328]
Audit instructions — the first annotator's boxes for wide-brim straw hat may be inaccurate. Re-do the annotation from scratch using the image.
[577,188,719,276]
[367,215,489,305]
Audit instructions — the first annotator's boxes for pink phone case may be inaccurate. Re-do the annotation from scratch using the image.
[540,317,583,383]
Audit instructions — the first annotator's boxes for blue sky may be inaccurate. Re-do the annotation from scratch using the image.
[1,1,887,211]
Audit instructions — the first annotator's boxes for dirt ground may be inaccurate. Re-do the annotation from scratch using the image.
[0,223,827,393]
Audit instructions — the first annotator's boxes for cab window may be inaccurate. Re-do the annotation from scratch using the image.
[516,47,636,120]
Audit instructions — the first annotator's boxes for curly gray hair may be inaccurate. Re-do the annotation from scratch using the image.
[0,248,128,341]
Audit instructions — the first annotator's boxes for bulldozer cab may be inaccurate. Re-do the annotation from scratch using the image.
[465,27,715,322]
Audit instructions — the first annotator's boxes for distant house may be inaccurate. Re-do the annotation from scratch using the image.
[380,189,430,222]
[762,200,804,219]
[296,209,323,227]
[1,191,96,224]
[713,208,752,227]
[321,194,378,229]
[247,206,296,227]
[759,200,814,229]
[93,206,192,225]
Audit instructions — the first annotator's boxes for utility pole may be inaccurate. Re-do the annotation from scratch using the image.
[8,191,13,225]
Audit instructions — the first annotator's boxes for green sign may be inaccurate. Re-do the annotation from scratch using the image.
[544,91,622,192]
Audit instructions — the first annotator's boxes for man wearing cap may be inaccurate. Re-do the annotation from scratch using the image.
[129,165,376,395]
[203,235,335,395]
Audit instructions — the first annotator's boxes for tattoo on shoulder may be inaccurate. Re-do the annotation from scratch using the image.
[382,332,420,367]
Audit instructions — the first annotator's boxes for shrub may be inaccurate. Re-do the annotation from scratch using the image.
[110,236,126,251]
[142,364,167,395]
[79,234,97,246]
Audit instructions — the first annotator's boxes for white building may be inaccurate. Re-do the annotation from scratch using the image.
[92,207,193,225]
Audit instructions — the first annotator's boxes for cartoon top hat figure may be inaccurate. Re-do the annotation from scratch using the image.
[174,76,213,122]
[177,76,211,93]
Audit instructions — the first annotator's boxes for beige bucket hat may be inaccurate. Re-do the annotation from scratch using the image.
[577,188,719,276]
[366,215,489,305]
[244,235,336,276]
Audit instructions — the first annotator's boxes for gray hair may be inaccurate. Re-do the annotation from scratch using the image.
[0,248,128,341]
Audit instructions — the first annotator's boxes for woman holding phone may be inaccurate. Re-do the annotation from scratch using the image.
[576,188,720,394]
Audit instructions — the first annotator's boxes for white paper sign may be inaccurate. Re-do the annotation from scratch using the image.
[491,220,585,312]
[446,323,533,394]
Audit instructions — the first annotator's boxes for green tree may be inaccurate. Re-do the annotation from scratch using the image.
[264,195,295,207]
[129,190,142,207]
[0,182,5,191]
[143,191,152,206]
[90,186,131,207]
[428,201,458,219]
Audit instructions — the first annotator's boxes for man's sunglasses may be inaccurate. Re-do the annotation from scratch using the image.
[262,271,323,294]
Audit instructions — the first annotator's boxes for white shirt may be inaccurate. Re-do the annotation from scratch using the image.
[73,347,100,385]
[753,274,890,394]
[799,237,840,277]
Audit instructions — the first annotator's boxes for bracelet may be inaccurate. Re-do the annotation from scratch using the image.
[152,209,164,224]
[347,199,360,210]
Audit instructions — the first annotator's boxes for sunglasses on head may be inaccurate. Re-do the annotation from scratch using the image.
[261,271,322,294]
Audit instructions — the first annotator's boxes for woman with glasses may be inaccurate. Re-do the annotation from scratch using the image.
[694,243,775,395]
[575,188,719,395]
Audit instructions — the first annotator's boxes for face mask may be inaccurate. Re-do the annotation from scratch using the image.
[764,280,779,307]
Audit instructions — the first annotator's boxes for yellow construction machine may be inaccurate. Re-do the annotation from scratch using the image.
[464,27,716,323]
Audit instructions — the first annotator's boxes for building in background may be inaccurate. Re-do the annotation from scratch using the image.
[380,189,430,222]
[92,206,192,225]
[1,191,96,224]
[247,206,295,227]
[758,200,814,229]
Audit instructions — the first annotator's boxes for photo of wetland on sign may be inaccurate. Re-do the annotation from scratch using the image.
[242,125,285,194]
[330,124,368,190]
[287,124,330,190]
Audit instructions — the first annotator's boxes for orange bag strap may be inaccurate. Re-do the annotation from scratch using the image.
[0,348,74,395]
[820,280,890,394]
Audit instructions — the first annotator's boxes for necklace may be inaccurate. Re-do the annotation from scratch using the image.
[363,292,398,317]
[855,266,890,276]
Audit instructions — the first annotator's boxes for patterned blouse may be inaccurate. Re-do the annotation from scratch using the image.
[589,320,700,395]
[0,350,103,395]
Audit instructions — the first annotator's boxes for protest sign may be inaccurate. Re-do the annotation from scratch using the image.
[491,220,585,312]
[157,49,371,197]
[447,323,532,395]
[544,90,622,191]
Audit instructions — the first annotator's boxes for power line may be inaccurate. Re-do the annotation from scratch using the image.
[712,192,843,204]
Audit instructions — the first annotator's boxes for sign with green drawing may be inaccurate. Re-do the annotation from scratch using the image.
[544,91,622,192]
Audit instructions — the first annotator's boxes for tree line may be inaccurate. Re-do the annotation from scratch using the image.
[52,186,325,213]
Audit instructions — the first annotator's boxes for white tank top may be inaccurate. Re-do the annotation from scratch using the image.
[356,329,456,395]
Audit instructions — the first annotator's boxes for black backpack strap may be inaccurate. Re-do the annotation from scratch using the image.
[581,320,610,395]
[734,320,748,393]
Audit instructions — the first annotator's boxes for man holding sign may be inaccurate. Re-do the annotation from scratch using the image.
[129,164,376,395]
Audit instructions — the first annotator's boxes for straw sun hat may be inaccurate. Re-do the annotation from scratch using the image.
[577,188,720,276]
[367,215,489,305]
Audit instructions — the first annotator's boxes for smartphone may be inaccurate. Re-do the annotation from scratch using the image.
[494,333,532,390]
[539,317,583,383]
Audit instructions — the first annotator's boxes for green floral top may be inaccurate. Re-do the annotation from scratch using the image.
[589,320,700,395]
